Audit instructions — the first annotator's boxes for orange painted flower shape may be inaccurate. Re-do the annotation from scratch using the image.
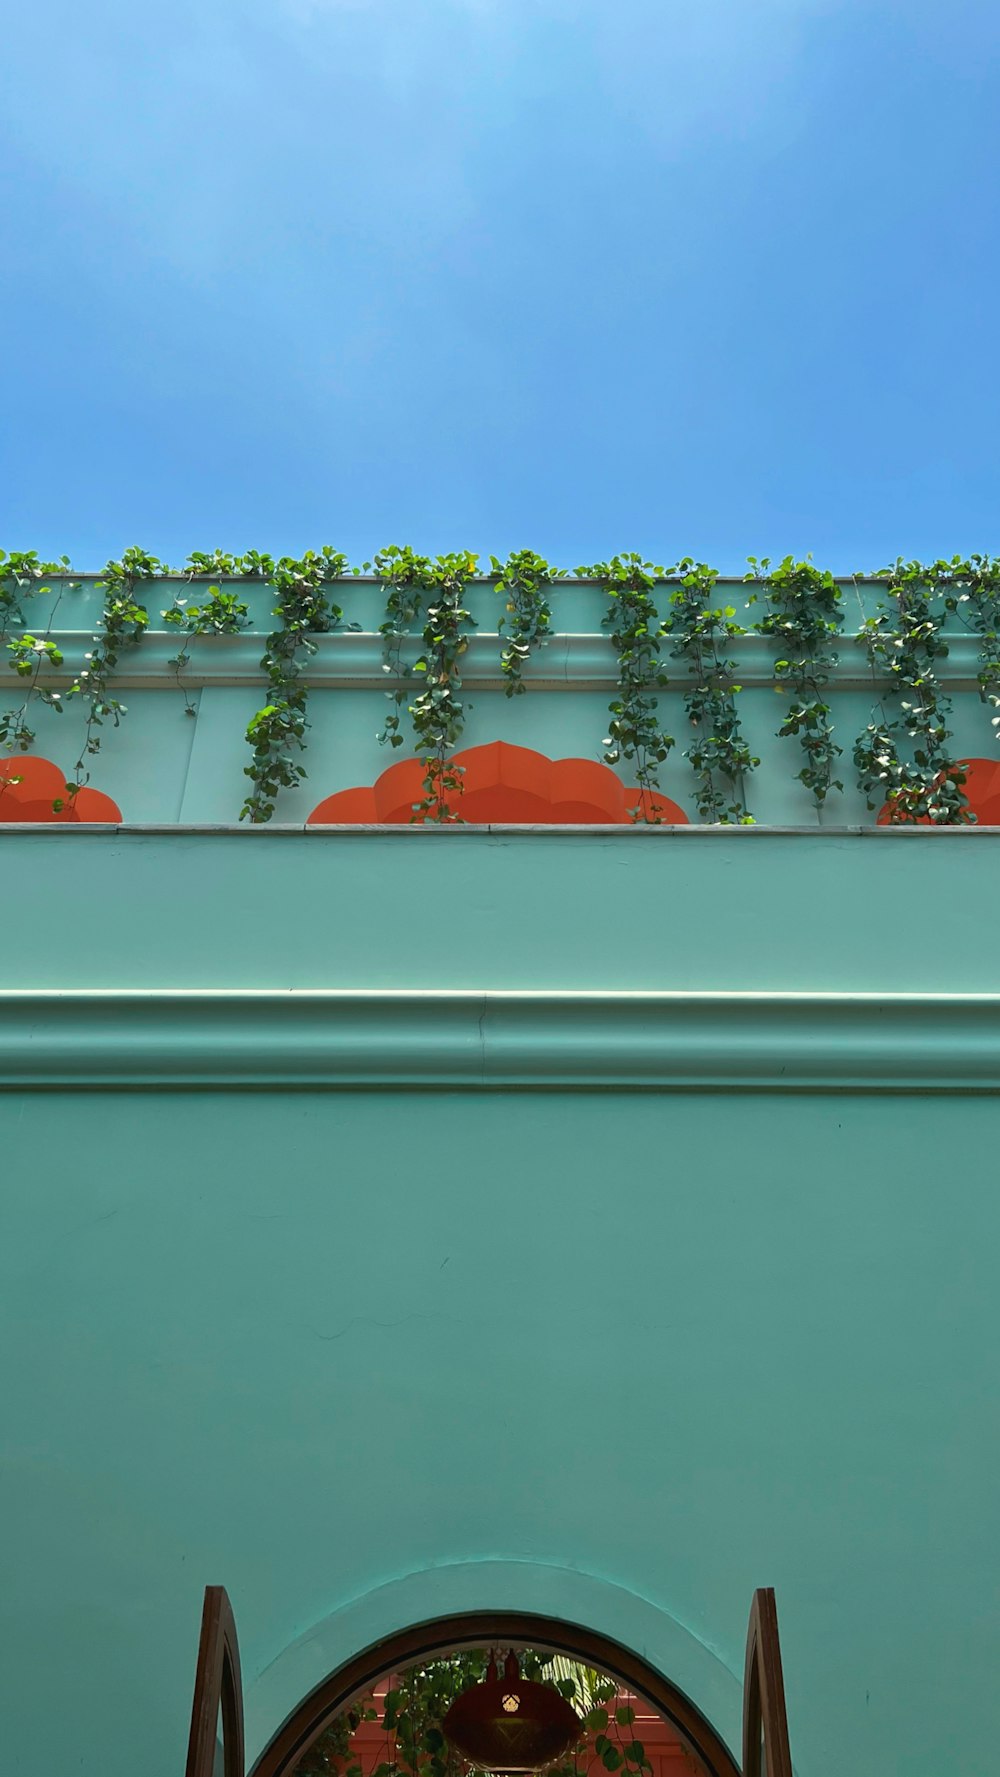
[0,755,121,823]
[307,741,688,825]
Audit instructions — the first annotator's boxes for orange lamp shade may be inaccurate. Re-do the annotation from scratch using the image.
[442,1654,582,1775]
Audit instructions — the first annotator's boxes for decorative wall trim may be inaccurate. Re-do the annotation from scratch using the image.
[5,821,1000,836]
[22,628,994,691]
[3,990,999,1092]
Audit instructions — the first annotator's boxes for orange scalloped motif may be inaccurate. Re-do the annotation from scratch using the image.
[877,757,1000,825]
[307,741,687,825]
[0,755,122,823]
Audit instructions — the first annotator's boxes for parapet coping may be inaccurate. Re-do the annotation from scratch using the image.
[3,822,1000,837]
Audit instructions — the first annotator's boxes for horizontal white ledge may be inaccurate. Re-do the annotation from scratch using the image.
[2,990,999,1091]
[3,823,1000,837]
[19,629,995,690]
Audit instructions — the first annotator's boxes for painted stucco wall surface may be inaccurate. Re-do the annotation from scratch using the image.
[1,830,998,1777]
[4,825,1000,992]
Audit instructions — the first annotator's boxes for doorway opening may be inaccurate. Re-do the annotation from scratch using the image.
[186,1592,792,1777]
[250,1615,740,1777]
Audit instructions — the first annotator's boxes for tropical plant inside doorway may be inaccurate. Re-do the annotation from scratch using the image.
[293,1649,705,1777]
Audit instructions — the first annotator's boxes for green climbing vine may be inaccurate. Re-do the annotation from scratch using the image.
[4,543,1000,826]
[662,560,757,823]
[584,555,674,822]
[1,555,75,757]
[954,554,1000,741]
[854,558,972,823]
[68,548,159,799]
[163,586,251,715]
[2,633,66,753]
[410,553,478,821]
[241,549,352,823]
[748,555,843,808]
[376,548,478,820]
[180,549,274,581]
[0,551,64,645]
[493,549,559,694]
[376,544,432,752]
[0,559,28,648]
[0,554,68,757]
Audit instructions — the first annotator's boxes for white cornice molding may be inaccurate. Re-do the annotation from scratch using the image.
[3,823,1000,837]
[24,629,992,691]
[2,990,999,1091]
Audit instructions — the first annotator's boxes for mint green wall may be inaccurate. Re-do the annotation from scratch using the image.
[2,1088,996,1777]
[1,830,998,1777]
[5,825,1000,992]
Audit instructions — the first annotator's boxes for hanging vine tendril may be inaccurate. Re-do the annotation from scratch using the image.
[748,554,843,809]
[0,553,74,773]
[68,547,159,803]
[583,555,674,823]
[493,549,558,695]
[854,558,971,824]
[662,560,757,824]
[241,548,351,823]
[163,587,251,716]
[376,544,432,752]
[955,554,1000,743]
[377,548,479,821]
[411,553,478,821]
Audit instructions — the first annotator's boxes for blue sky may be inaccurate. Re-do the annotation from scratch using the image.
[2,0,998,571]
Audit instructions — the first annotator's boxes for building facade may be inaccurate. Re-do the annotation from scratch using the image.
[2,556,997,1776]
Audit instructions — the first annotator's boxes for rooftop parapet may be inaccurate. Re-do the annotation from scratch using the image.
[3,553,999,826]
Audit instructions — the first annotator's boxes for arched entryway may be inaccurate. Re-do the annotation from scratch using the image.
[251,1613,740,1777]
[186,1593,793,1777]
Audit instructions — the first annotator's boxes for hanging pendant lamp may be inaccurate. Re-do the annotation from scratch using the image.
[442,1652,583,1774]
